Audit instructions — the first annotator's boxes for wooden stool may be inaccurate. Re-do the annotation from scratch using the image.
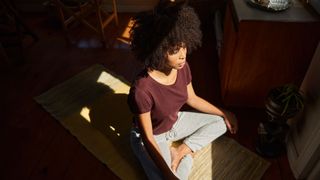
[52,0,118,45]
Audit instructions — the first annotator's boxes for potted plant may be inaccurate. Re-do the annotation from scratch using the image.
[256,84,304,157]
[265,84,304,122]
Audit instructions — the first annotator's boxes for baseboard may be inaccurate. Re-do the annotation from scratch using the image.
[15,3,154,13]
[101,4,154,12]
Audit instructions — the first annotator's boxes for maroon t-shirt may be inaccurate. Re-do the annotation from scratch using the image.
[128,62,192,135]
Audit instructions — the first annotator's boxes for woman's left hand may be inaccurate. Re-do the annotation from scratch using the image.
[223,111,238,134]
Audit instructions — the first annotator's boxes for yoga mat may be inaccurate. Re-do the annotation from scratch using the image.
[35,64,270,180]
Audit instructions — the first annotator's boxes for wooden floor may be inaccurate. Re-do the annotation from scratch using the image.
[1,10,295,180]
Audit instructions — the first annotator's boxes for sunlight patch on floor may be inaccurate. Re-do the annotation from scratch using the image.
[80,70,130,133]
[96,71,130,94]
[80,106,91,123]
[109,125,121,136]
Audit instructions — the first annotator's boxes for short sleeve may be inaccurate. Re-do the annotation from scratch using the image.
[184,62,192,85]
[127,87,153,114]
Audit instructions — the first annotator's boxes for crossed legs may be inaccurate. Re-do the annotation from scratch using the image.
[130,111,227,180]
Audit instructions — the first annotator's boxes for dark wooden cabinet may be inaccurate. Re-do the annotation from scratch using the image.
[219,0,320,107]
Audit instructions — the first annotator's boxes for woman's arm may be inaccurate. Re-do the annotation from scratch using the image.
[137,112,178,179]
[186,83,238,134]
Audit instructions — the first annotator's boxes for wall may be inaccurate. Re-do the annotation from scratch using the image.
[287,42,320,179]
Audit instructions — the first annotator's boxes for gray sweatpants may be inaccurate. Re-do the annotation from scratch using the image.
[130,111,227,180]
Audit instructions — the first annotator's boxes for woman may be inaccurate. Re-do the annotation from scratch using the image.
[128,1,238,179]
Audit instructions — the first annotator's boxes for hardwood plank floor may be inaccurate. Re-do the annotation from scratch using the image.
[1,9,295,180]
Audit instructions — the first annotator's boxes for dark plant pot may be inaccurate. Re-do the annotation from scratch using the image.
[256,139,286,157]
[257,85,303,157]
[256,122,289,157]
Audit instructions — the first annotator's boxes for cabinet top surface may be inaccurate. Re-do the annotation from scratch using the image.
[233,0,320,22]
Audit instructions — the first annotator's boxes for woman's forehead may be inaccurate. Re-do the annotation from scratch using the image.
[171,42,186,48]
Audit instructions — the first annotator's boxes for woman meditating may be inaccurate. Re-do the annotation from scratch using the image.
[128,1,238,179]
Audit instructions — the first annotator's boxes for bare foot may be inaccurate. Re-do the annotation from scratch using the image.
[170,146,181,172]
[191,151,196,158]
[170,144,193,172]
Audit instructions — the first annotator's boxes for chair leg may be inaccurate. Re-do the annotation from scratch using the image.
[112,0,119,26]
[95,2,106,46]
[94,0,119,46]
[54,1,72,44]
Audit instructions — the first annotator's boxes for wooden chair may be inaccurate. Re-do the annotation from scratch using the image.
[51,0,118,45]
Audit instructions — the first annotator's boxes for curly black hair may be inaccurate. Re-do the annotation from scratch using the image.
[130,0,202,70]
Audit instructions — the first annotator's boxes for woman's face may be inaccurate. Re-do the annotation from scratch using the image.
[165,43,187,70]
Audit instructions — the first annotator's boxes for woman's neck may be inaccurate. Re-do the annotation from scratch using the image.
[148,67,177,85]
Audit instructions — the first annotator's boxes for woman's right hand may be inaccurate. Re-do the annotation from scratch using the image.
[138,112,179,180]
[223,111,238,134]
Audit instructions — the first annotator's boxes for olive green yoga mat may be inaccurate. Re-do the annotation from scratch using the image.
[35,64,270,180]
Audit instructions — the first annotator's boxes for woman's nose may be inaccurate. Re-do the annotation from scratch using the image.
[179,48,186,59]
[179,53,185,59]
